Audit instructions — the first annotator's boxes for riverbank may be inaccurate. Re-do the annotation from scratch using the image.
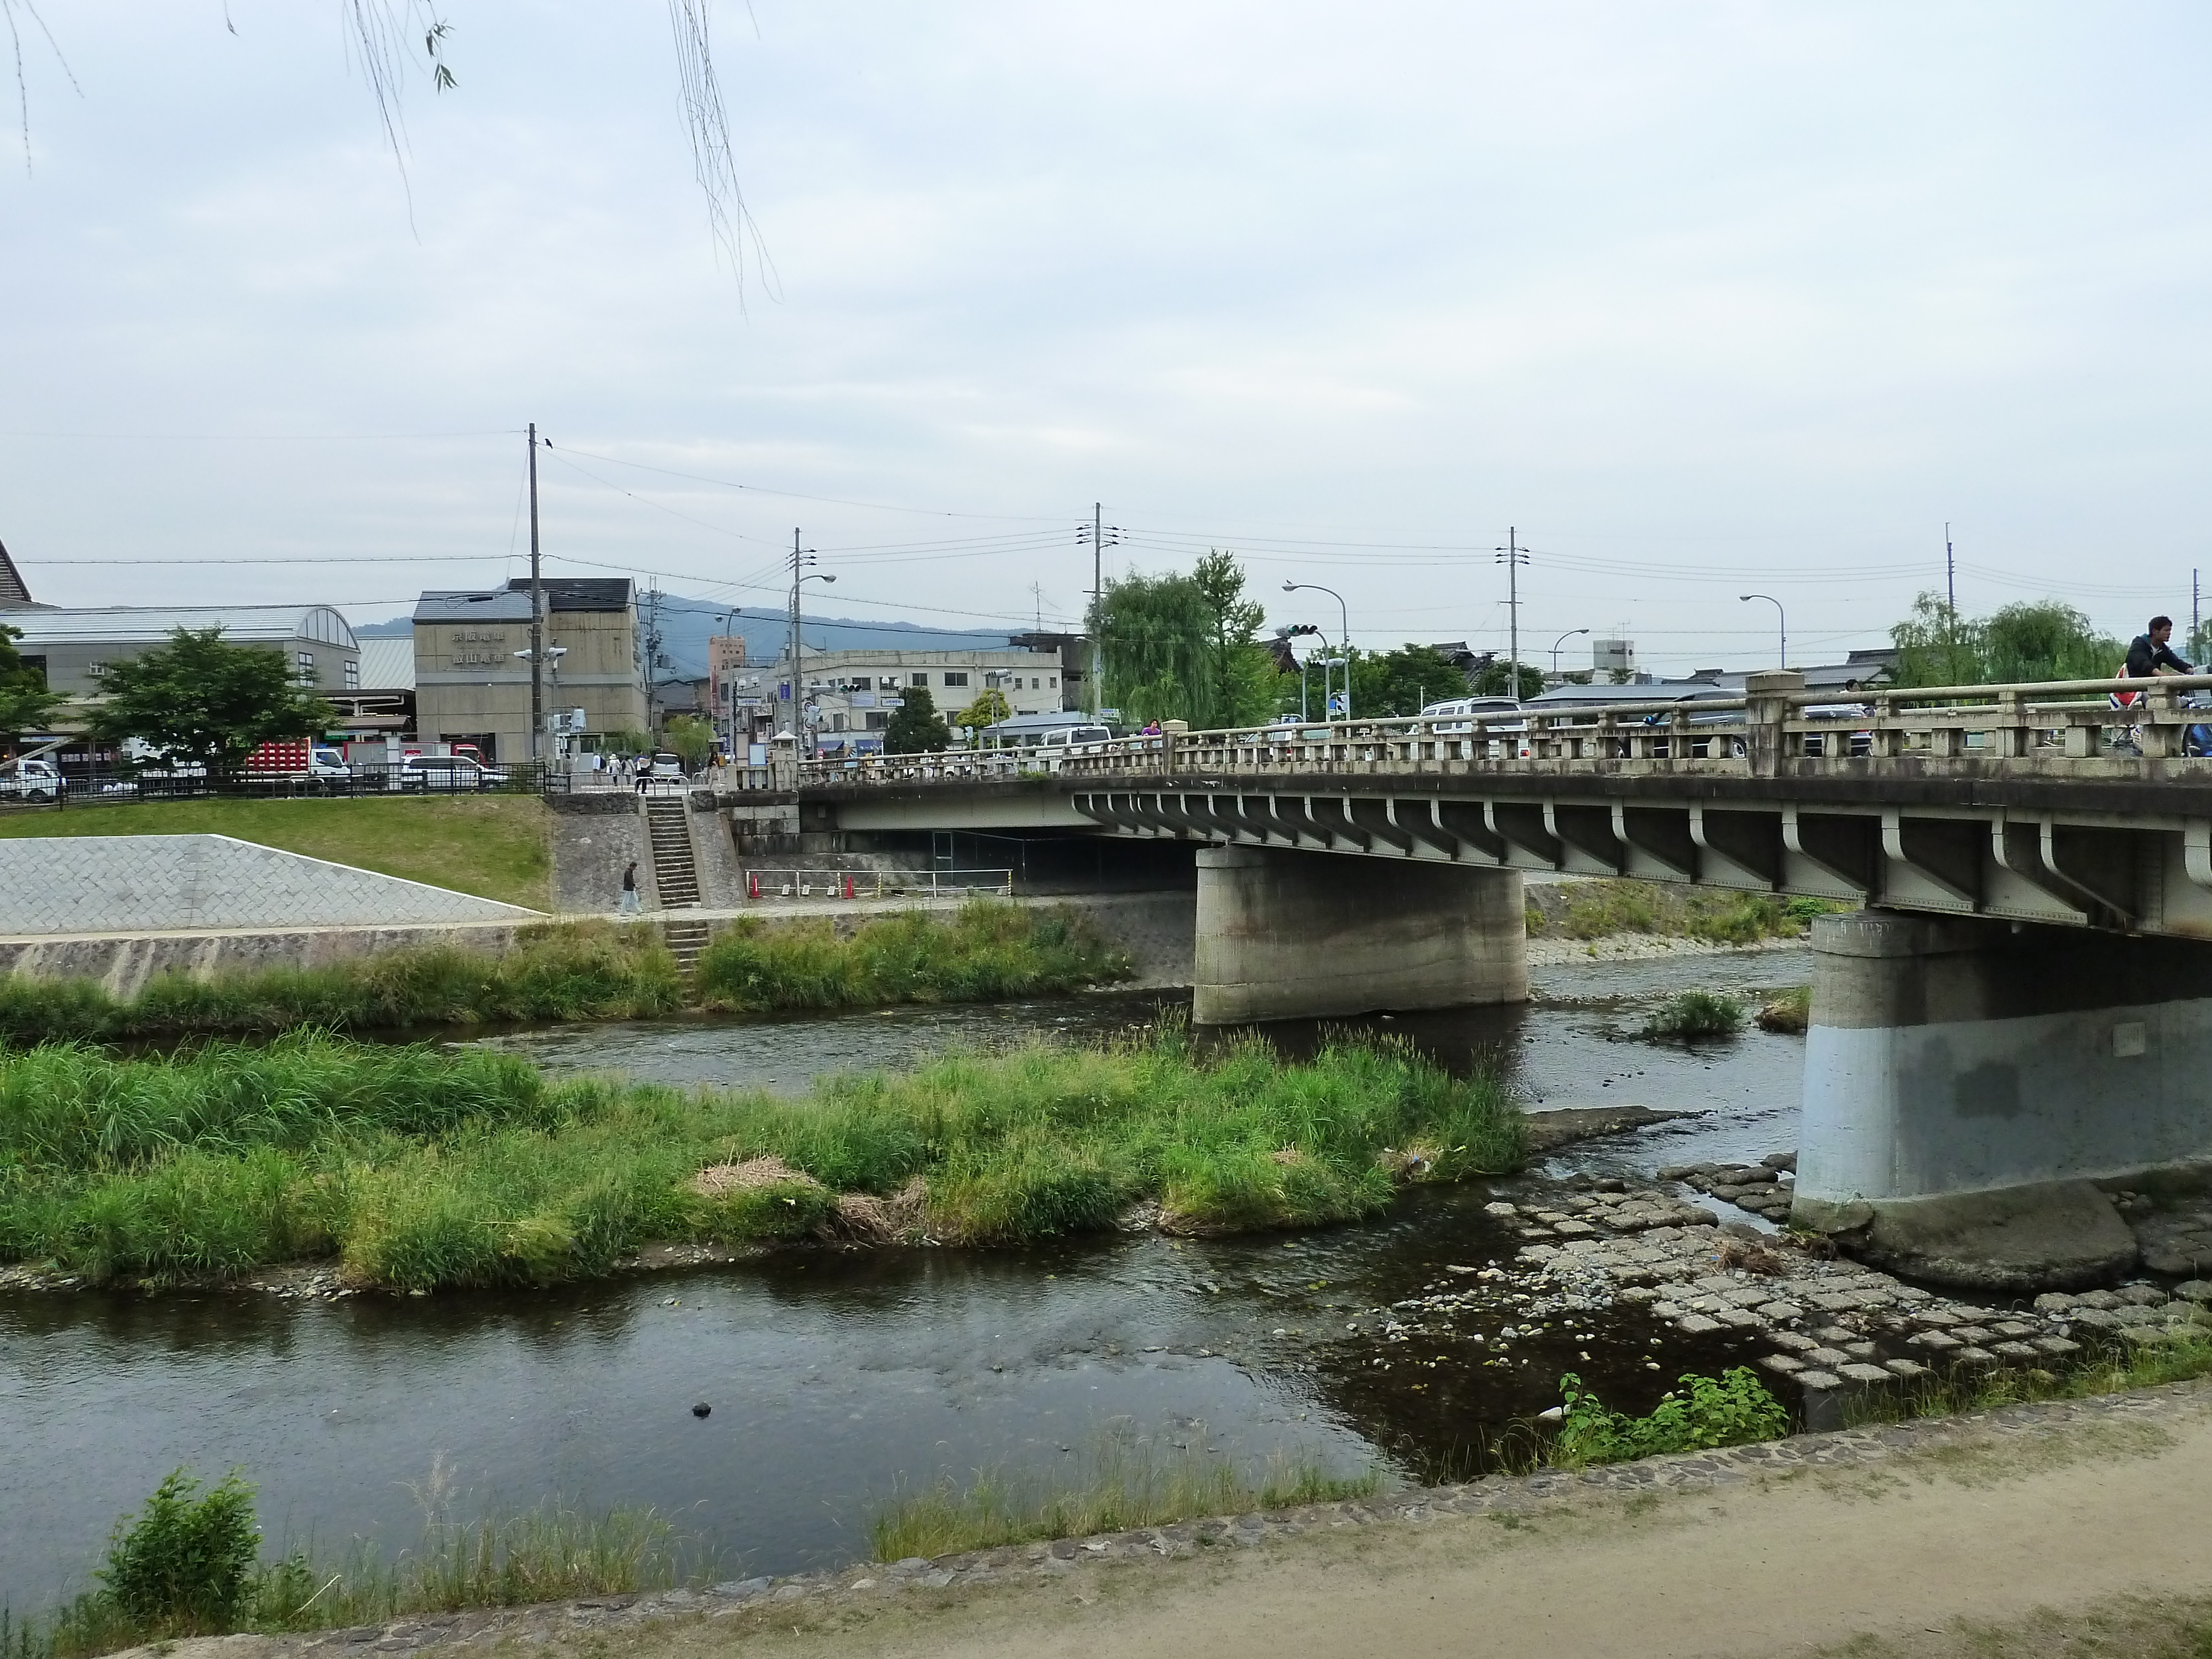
[81,1375,2212,1659]
[0,904,1128,1044]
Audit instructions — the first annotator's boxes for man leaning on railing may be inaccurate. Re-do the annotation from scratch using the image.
[2112,614,2196,755]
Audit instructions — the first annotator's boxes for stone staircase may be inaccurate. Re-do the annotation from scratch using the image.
[661,917,712,978]
[644,798,701,909]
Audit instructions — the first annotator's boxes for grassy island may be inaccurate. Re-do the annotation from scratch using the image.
[0,1025,1524,1292]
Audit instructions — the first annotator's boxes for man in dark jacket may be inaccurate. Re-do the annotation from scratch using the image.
[2126,615,2194,680]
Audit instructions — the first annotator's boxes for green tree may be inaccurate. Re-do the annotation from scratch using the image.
[954,687,1013,733]
[884,685,950,753]
[0,622,63,738]
[1092,551,1279,729]
[86,628,335,777]
[661,714,715,769]
[1472,658,1545,700]
[1348,644,1469,717]
[1888,592,2121,687]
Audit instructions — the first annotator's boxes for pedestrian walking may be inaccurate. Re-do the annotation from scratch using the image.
[619,860,640,915]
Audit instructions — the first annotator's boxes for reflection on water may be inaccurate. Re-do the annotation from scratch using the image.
[1,948,1810,1610]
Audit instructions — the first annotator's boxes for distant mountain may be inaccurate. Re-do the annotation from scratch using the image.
[347,595,1019,679]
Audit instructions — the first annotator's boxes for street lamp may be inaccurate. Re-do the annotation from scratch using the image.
[1283,581,1351,718]
[1549,628,1590,677]
[1739,594,1786,669]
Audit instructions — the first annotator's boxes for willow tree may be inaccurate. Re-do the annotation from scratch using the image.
[1889,593,2121,687]
[1091,552,1280,730]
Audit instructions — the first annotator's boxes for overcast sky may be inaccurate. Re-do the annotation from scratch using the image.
[4,2,2211,673]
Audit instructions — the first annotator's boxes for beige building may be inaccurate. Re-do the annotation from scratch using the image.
[413,579,648,762]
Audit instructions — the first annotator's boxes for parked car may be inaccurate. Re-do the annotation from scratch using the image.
[644,752,687,780]
[0,757,64,802]
[397,754,509,792]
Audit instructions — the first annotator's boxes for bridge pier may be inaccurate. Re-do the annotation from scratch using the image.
[1192,846,1527,1024]
[1796,910,2212,1289]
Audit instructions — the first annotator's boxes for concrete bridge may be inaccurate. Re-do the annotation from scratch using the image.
[785,670,2212,1289]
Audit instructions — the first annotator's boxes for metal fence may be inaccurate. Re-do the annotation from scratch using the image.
[741,867,1015,900]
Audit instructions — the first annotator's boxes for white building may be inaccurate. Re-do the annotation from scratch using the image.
[761,646,1066,754]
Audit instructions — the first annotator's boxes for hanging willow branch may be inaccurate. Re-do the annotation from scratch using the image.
[665,0,777,304]
[2,0,78,174]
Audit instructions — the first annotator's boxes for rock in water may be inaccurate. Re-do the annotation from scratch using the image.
[692,1401,712,1418]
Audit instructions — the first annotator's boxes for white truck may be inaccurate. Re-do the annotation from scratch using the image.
[0,756,64,802]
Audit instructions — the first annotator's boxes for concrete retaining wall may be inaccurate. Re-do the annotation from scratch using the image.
[549,795,653,915]
[0,834,538,934]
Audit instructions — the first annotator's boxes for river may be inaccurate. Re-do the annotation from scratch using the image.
[0,947,1809,1609]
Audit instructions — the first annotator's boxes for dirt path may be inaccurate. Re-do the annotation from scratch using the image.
[630,1392,2212,1659]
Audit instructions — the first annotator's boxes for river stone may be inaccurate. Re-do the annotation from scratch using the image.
[1990,1341,2041,1359]
[713,1579,771,1600]
[2116,1283,2171,1306]
[2074,1290,2122,1310]
[1949,1326,1995,1345]
[2033,1292,2079,1313]
[1676,1313,1722,1334]
[1714,1308,1764,1328]
[1909,1330,1963,1350]
[1797,1369,1843,1389]
[1757,1301,1805,1322]
[1991,1320,2039,1338]
[1764,1152,1798,1171]
[1838,1363,1892,1384]
[2032,1335,2083,1355]
[1760,1354,1806,1374]
[2068,1307,2122,1330]
[1806,1347,1851,1368]
[1483,1202,1520,1217]
[1952,1347,1999,1364]
[1883,1358,1929,1378]
[1771,1331,1819,1352]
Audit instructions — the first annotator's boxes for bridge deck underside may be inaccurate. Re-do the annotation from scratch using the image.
[1061,781,2212,940]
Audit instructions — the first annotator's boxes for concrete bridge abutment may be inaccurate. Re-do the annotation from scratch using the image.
[1796,910,2212,1289]
[1192,846,1527,1024]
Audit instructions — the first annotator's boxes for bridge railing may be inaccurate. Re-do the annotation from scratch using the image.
[794,672,2212,786]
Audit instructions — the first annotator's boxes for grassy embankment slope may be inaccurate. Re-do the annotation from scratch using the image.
[1526,878,1846,945]
[0,1026,1522,1290]
[0,797,553,912]
[0,904,1128,1042]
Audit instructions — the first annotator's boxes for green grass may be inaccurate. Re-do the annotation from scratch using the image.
[693,903,1129,1013]
[1844,1329,2212,1428]
[0,922,684,1044]
[32,1461,690,1657]
[0,797,553,911]
[1638,989,1746,1042]
[1526,880,1850,945]
[0,1022,1526,1290]
[867,1434,1381,1561]
[0,904,1118,1045]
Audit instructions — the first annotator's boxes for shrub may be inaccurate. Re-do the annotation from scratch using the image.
[1755,985,1811,1034]
[1638,989,1745,1042]
[1549,1369,1789,1467]
[97,1469,261,1632]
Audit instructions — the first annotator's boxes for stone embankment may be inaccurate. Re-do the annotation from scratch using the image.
[1454,1167,2212,1403]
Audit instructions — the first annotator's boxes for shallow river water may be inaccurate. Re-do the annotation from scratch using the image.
[1,948,1811,1608]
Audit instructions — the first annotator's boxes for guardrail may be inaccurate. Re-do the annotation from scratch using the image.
[795,672,2212,786]
[742,867,1015,899]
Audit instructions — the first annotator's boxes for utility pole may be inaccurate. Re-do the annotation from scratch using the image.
[528,422,544,763]
[1075,504,1121,717]
[788,528,802,737]
[2194,568,2201,654]
[1495,528,1530,696]
[1945,522,1956,615]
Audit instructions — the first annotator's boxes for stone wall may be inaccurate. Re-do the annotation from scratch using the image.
[0,834,538,935]
[549,794,652,915]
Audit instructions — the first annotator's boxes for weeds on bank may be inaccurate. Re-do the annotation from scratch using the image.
[0,924,685,1044]
[23,1463,687,1658]
[1547,1368,1790,1467]
[0,1021,1525,1289]
[867,1435,1381,1561]
[1755,985,1812,1034]
[1638,989,1746,1042]
[692,903,1128,1014]
[0,906,1124,1048]
[1525,880,1848,946]
[1841,1331,2212,1429]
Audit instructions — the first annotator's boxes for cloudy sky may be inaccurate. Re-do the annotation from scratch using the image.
[4,1,2210,673]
